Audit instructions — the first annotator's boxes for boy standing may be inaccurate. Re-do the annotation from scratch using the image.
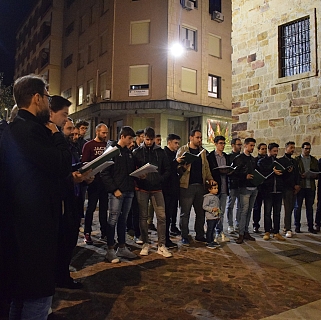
[203,182,221,249]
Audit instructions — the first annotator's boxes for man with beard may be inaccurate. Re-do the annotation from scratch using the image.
[0,75,71,318]
[82,123,109,244]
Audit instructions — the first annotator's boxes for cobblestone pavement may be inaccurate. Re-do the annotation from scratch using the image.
[49,205,321,320]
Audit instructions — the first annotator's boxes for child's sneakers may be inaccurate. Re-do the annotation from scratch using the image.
[206,242,220,249]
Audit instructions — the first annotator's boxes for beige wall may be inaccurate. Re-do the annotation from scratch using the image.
[232,0,321,156]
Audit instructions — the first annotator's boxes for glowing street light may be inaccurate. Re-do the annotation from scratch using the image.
[169,42,185,58]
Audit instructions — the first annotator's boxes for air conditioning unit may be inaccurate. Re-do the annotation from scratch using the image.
[212,11,224,23]
[86,93,96,104]
[182,0,194,11]
[101,89,111,100]
[182,39,194,50]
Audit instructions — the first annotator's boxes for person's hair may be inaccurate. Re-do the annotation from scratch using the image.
[96,123,108,131]
[50,95,71,112]
[285,141,295,148]
[144,127,155,139]
[119,126,135,138]
[214,135,225,143]
[167,133,181,142]
[205,181,218,191]
[231,138,241,145]
[13,74,47,109]
[301,141,311,148]
[75,120,89,128]
[190,129,201,137]
[156,134,161,138]
[135,129,144,136]
[244,137,256,145]
[257,142,267,150]
[62,117,73,129]
[268,142,279,150]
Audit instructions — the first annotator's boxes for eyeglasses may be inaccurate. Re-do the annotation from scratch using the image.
[43,93,52,103]
[304,148,311,150]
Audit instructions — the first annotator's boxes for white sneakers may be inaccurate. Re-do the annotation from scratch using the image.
[285,230,293,238]
[221,233,230,242]
[140,243,150,256]
[157,245,173,258]
[227,226,235,234]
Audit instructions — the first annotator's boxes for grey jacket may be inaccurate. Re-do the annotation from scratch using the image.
[203,193,220,220]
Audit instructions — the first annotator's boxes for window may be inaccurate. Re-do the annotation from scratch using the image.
[209,0,221,13]
[62,88,72,99]
[279,17,310,77]
[64,54,73,68]
[181,67,197,94]
[79,15,86,34]
[88,44,93,63]
[209,34,221,58]
[208,74,220,98]
[65,21,74,37]
[100,33,108,55]
[77,85,83,105]
[130,21,150,45]
[89,6,95,25]
[129,65,149,90]
[87,79,94,95]
[99,72,107,97]
[78,51,84,69]
[181,26,197,50]
[101,0,108,14]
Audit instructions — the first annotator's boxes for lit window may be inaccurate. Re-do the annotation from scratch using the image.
[279,17,310,77]
[208,74,220,98]
[77,85,83,105]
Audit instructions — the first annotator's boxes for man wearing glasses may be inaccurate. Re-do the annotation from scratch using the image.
[0,74,71,319]
[207,136,230,243]
[294,142,319,234]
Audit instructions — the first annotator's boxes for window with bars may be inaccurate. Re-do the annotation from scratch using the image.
[279,17,311,77]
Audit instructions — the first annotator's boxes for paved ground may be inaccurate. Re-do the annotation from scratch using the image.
[49,204,321,320]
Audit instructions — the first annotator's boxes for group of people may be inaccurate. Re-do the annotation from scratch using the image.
[1,73,320,319]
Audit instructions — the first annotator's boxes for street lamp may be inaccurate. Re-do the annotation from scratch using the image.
[169,42,185,58]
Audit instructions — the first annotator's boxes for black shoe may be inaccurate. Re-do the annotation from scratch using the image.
[236,235,244,244]
[165,240,178,249]
[253,227,260,233]
[148,223,157,231]
[244,232,256,241]
[295,228,301,233]
[170,226,181,236]
[194,236,207,243]
[127,229,135,237]
[57,279,83,289]
[308,228,317,234]
[315,225,320,232]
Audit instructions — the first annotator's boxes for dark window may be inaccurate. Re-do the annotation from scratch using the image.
[279,17,310,77]
[65,21,74,37]
[208,74,221,98]
[209,0,221,13]
[64,54,73,68]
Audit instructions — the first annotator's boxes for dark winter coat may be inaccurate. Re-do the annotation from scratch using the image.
[162,146,180,195]
[0,109,71,299]
[133,143,171,191]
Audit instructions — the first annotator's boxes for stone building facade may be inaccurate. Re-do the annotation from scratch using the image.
[231,0,321,156]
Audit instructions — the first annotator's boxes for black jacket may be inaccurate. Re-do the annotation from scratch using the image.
[0,109,71,299]
[257,155,289,193]
[162,146,180,195]
[133,143,170,191]
[232,153,257,188]
[207,150,229,195]
[279,154,300,190]
[227,151,240,190]
[100,144,136,193]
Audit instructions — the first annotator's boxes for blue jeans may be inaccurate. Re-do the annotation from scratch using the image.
[136,191,166,245]
[107,192,134,246]
[263,192,282,233]
[206,219,219,243]
[215,193,227,234]
[239,187,258,235]
[226,188,240,227]
[180,184,205,239]
[10,296,52,320]
[294,188,316,230]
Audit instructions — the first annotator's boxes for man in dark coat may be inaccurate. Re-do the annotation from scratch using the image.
[0,75,71,319]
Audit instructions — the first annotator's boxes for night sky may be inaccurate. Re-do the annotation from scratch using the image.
[0,0,37,86]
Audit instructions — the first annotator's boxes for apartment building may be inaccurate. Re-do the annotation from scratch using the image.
[15,0,232,146]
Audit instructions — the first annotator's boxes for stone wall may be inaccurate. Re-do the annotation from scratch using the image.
[231,0,321,156]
